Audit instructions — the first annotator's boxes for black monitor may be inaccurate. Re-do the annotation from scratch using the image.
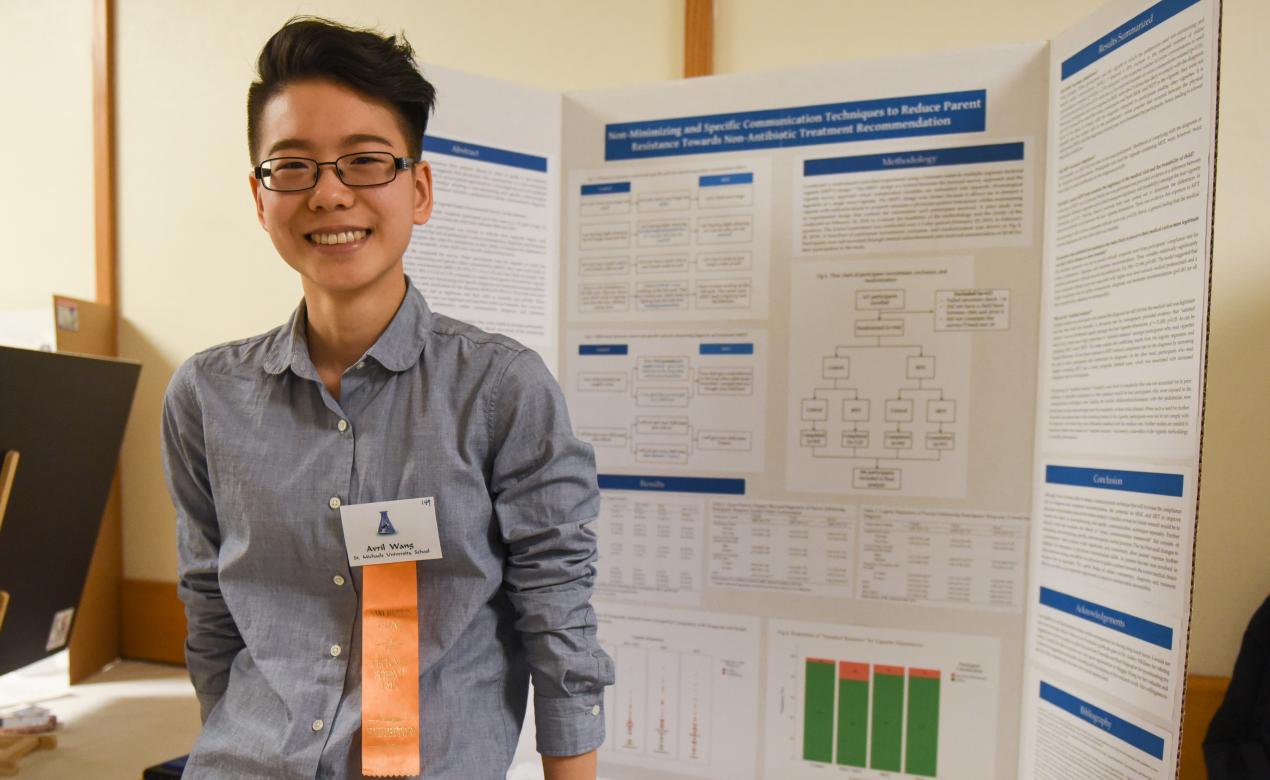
[0,346,140,677]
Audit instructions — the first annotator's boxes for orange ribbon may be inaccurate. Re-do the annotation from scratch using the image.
[361,561,421,777]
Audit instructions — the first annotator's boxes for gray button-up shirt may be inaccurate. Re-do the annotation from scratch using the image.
[161,283,613,779]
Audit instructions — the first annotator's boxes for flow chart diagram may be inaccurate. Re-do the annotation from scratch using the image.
[567,331,767,473]
[788,258,1008,497]
[568,160,771,322]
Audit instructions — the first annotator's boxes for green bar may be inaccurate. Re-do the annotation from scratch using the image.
[870,667,904,771]
[803,659,835,763]
[836,677,868,767]
[905,673,940,777]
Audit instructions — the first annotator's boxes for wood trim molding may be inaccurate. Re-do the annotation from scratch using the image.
[684,0,714,78]
[92,0,118,353]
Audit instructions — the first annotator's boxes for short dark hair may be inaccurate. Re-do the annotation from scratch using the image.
[247,16,436,164]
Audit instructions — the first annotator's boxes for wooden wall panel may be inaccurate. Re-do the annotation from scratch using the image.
[120,579,186,666]
[1179,674,1230,780]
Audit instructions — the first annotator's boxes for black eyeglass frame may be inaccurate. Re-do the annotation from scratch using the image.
[253,151,417,192]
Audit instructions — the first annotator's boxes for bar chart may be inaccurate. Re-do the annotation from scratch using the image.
[800,658,940,775]
[766,619,1000,780]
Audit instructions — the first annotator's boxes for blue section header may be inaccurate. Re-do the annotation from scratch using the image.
[804,142,1024,177]
[699,173,754,187]
[699,343,754,355]
[1045,465,1183,497]
[422,135,547,172]
[598,475,746,495]
[578,344,628,356]
[1040,587,1174,650]
[580,182,631,196]
[605,90,986,161]
[1040,682,1165,759]
[1062,0,1200,80]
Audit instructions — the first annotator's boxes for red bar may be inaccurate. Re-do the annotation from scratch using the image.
[874,664,905,677]
[838,661,869,681]
[807,657,836,665]
[909,667,940,680]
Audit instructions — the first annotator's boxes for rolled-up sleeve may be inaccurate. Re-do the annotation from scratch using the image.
[488,350,615,757]
[161,361,244,722]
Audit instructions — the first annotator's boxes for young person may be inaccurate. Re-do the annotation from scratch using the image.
[161,17,612,780]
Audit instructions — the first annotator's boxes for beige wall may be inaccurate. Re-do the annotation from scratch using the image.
[107,0,1267,679]
[0,0,96,310]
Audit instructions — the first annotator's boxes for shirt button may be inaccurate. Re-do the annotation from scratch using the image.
[355,361,366,369]
[333,575,346,586]
[312,719,324,732]
[591,704,600,716]
[337,419,349,433]
[328,496,341,510]
[330,644,342,657]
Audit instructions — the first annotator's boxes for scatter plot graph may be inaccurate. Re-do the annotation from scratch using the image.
[598,604,759,779]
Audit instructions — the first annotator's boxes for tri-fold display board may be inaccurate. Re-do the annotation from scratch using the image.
[407,0,1220,776]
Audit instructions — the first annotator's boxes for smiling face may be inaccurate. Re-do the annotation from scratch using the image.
[249,78,432,298]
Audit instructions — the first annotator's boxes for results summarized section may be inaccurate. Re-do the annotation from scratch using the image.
[766,619,1001,780]
[857,506,1028,611]
[708,500,855,598]
[598,604,761,779]
[594,490,705,605]
[566,330,767,474]
[567,160,771,322]
[787,258,983,498]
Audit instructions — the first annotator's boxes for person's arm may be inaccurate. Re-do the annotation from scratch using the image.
[489,350,615,769]
[542,750,598,780]
[161,362,244,722]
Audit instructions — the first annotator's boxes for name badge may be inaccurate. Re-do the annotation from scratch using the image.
[338,497,444,567]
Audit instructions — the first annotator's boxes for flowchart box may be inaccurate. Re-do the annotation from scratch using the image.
[926,432,956,450]
[578,281,630,313]
[637,356,691,382]
[635,280,690,311]
[580,222,631,249]
[635,416,690,435]
[697,215,753,244]
[907,356,936,379]
[853,467,901,490]
[801,398,829,421]
[696,251,752,272]
[927,399,957,423]
[822,357,850,379]
[855,318,905,338]
[578,427,628,447]
[634,442,690,464]
[696,278,752,309]
[800,430,828,448]
[883,431,914,450]
[577,372,628,393]
[842,399,870,421]
[856,289,905,310]
[697,430,753,451]
[637,190,691,212]
[579,256,630,276]
[842,430,869,448]
[636,387,691,407]
[936,288,1010,331]
[636,254,690,274]
[884,399,914,422]
[696,367,754,395]
[637,218,691,247]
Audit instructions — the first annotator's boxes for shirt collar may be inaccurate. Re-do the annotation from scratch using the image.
[262,277,433,377]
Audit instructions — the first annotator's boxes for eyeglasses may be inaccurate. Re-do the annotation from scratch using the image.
[254,151,416,192]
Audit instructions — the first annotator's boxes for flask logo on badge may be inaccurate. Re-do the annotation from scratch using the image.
[377,511,398,536]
